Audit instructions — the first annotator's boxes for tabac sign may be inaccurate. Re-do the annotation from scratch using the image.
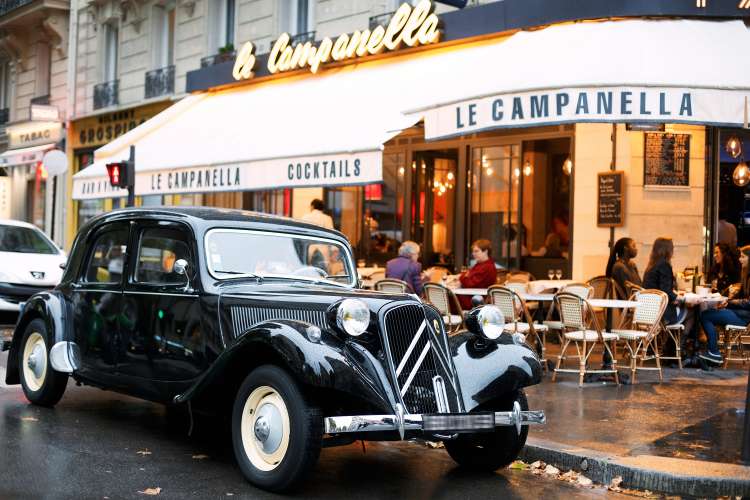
[232,0,440,80]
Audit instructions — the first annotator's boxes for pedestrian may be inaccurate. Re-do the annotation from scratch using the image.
[301,199,334,229]
[699,245,750,365]
[386,241,425,295]
[605,237,641,299]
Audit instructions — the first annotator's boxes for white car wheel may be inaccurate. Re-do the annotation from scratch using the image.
[240,385,291,472]
[22,332,47,392]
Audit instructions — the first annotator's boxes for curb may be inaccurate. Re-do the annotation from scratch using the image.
[520,438,750,497]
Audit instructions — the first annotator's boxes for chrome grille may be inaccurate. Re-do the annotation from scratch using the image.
[382,304,460,415]
[231,306,327,338]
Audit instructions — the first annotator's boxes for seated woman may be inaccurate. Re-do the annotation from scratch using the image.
[606,237,641,298]
[531,233,563,258]
[707,242,740,295]
[385,241,425,295]
[457,239,497,309]
[699,245,750,365]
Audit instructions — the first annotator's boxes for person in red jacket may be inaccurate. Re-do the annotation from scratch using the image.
[457,239,497,309]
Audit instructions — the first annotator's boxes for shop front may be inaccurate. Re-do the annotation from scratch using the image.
[65,101,175,244]
[0,108,64,232]
[71,1,750,281]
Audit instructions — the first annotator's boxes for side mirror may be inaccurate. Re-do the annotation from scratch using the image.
[174,259,188,275]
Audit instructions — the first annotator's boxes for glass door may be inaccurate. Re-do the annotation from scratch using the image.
[412,149,458,269]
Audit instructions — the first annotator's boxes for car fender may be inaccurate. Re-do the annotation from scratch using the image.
[450,331,543,412]
[5,291,69,385]
[174,320,397,413]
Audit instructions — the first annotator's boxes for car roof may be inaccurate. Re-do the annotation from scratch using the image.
[87,206,348,240]
[0,219,43,230]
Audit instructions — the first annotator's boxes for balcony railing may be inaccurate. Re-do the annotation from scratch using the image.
[290,31,316,45]
[93,80,119,110]
[369,12,394,30]
[200,51,236,68]
[30,94,49,105]
[144,65,175,99]
[0,0,33,17]
[0,108,9,125]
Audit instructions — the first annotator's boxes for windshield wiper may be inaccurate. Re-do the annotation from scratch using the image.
[214,270,264,283]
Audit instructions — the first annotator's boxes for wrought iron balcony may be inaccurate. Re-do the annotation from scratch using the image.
[290,31,316,45]
[369,12,394,30]
[93,80,119,110]
[200,51,236,68]
[144,65,175,99]
[0,0,33,17]
[0,108,9,125]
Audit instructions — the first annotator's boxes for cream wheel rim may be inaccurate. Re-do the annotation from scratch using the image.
[22,332,47,392]
[241,385,290,472]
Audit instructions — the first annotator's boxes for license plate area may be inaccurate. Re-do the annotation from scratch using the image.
[422,412,495,432]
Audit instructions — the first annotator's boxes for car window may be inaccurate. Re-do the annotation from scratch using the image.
[135,228,191,285]
[0,224,58,254]
[84,228,128,284]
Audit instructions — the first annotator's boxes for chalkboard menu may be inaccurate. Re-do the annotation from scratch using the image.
[644,133,690,187]
[597,171,624,227]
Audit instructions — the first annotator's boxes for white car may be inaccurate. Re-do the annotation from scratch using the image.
[0,219,66,328]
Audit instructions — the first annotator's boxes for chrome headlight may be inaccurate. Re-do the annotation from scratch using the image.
[466,305,505,340]
[336,299,370,337]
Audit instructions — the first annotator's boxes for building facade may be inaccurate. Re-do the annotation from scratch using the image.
[0,0,69,241]
[69,0,750,284]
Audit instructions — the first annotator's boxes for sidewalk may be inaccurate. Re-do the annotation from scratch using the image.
[523,365,750,497]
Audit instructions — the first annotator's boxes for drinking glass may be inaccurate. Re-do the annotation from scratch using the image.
[555,269,563,280]
[547,269,555,280]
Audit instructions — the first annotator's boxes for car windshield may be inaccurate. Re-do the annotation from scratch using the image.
[0,224,58,254]
[205,229,355,286]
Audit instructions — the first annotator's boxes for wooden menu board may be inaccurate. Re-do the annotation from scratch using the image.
[597,171,624,227]
[644,133,690,187]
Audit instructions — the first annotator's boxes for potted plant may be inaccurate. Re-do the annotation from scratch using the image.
[217,43,235,63]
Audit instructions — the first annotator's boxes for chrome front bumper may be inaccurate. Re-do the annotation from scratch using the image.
[324,402,545,439]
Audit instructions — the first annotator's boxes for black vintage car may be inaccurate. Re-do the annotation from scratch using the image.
[4,207,544,492]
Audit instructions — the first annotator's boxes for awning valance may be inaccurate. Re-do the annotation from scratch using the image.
[73,18,750,199]
[0,143,55,168]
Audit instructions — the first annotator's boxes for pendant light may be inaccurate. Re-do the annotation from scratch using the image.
[562,157,573,176]
[726,135,742,159]
[733,160,750,187]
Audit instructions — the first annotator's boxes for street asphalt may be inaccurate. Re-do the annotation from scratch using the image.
[0,353,628,500]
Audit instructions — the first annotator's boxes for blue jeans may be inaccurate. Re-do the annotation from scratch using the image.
[699,308,750,353]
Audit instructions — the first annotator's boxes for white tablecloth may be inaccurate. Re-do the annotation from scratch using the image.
[588,298,637,309]
[527,280,577,294]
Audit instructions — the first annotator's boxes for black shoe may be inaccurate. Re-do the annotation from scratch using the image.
[698,351,724,365]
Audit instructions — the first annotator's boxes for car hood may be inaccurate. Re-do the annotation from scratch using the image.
[0,251,65,286]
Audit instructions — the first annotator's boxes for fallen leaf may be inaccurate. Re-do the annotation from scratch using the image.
[529,460,544,469]
[560,470,578,482]
[543,464,560,475]
[608,475,623,491]
[136,450,152,456]
[138,487,161,496]
[577,475,593,487]
[192,454,209,460]
[508,460,527,470]
[425,441,444,449]
[21,417,38,422]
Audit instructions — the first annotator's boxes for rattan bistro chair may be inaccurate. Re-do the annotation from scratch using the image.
[423,282,464,333]
[488,285,549,367]
[722,324,750,368]
[543,283,594,339]
[613,290,667,383]
[552,292,619,386]
[374,278,410,294]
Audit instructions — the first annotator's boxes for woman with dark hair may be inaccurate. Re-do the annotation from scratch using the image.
[707,243,740,294]
[699,245,750,365]
[606,237,641,298]
[643,237,681,324]
[458,239,497,309]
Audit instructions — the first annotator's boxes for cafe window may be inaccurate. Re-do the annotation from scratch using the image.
[75,152,106,229]
[469,145,520,268]
[325,186,362,246]
[250,189,290,216]
[140,195,164,207]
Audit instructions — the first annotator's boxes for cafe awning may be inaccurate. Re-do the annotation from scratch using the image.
[73,18,750,199]
[0,143,56,168]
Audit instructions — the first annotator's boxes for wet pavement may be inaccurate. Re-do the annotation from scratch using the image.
[0,352,627,499]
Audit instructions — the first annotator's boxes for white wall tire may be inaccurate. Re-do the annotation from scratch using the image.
[18,319,68,407]
[232,365,322,492]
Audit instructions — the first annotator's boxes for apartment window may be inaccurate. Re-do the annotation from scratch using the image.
[281,0,314,35]
[154,4,176,67]
[103,22,119,81]
[209,0,235,53]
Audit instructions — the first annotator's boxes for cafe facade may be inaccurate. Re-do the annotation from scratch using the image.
[70,0,750,281]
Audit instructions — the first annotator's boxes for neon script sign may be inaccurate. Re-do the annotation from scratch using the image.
[233,0,440,80]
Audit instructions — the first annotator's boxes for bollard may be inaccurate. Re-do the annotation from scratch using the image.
[743,366,750,464]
